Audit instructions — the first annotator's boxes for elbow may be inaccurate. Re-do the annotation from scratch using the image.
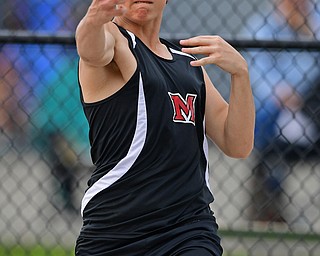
[77,48,113,67]
[79,54,112,67]
[75,30,114,67]
[226,151,252,159]
[224,139,254,159]
[233,146,253,159]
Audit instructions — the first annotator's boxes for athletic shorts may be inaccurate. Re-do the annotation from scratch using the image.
[75,218,223,256]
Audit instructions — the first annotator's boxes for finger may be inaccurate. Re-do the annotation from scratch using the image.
[98,0,126,16]
[103,0,125,5]
[113,0,126,8]
[98,0,125,11]
[114,4,126,15]
[181,46,213,55]
[190,57,212,67]
[180,36,215,47]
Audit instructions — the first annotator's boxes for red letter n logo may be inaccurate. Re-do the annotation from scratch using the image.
[168,92,197,125]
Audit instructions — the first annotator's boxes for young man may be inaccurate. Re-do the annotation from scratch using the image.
[75,1,255,255]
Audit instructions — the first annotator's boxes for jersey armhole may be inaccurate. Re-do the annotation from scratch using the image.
[112,22,137,50]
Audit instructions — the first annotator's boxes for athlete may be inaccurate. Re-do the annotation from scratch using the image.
[75,0,255,255]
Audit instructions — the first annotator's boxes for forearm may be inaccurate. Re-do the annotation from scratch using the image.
[224,70,255,158]
[180,35,255,157]
[75,7,114,66]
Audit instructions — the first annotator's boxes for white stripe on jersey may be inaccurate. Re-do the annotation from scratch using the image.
[169,48,196,59]
[127,30,137,49]
[81,73,147,216]
[203,118,213,194]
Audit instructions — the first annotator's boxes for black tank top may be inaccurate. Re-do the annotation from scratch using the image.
[79,25,215,235]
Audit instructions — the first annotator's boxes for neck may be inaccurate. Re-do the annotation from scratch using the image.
[115,16,162,44]
[114,17,171,59]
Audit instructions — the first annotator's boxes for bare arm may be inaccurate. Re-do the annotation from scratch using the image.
[180,36,255,158]
[75,1,137,103]
[75,0,126,67]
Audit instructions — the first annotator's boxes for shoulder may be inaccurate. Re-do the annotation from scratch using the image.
[106,22,131,45]
[160,38,197,61]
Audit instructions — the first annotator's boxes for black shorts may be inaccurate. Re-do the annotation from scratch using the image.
[75,218,223,256]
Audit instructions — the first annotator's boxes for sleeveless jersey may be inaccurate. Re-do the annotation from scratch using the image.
[78,25,215,238]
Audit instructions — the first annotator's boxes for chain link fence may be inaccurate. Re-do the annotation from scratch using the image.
[1,0,320,255]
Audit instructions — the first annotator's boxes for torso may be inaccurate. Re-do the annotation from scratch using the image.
[78,24,214,240]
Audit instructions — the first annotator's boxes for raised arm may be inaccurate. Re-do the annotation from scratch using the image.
[75,1,138,103]
[75,0,126,67]
[180,36,255,158]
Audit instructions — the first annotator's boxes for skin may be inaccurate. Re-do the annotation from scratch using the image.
[75,0,255,158]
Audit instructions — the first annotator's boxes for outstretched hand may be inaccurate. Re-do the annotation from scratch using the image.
[88,0,127,26]
[180,36,248,76]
